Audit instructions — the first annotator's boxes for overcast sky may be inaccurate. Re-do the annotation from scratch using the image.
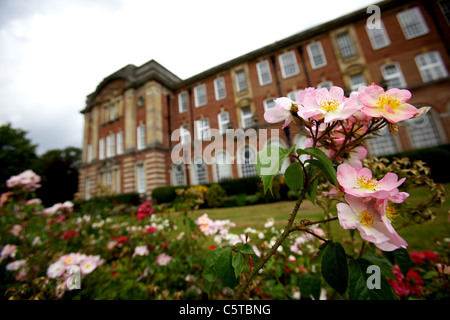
[0,0,378,155]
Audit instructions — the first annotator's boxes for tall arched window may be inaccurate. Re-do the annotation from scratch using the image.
[405,111,441,149]
[214,151,232,182]
[366,126,398,156]
[240,146,257,177]
[192,157,208,185]
[172,164,186,186]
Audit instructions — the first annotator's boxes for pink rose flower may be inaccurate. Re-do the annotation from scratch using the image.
[264,97,297,128]
[337,195,407,251]
[358,84,418,123]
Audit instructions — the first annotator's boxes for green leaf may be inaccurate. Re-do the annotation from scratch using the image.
[216,247,239,288]
[285,162,304,193]
[297,147,337,186]
[363,253,394,279]
[299,273,322,300]
[306,159,337,187]
[348,258,397,300]
[256,145,295,195]
[383,248,413,277]
[202,247,223,283]
[321,242,348,295]
[233,243,256,255]
[305,165,319,205]
[232,253,245,278]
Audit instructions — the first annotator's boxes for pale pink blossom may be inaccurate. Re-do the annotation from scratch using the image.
[337,163,408,202]
[79,258,98,275]
[342,146,367,170]
[6,259,26,271]
[47,260,67,278]
[358,84,418,123]
[9,224,22,236]
[0,244,17,262]
[264,97,297,128]
[337,195,407,251]
[133,245,149,257]
[156,253,172,266]
[297,86,360,123]
[6,170,41,191]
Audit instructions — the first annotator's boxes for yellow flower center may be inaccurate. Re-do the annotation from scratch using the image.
[320,99,341,112]
[377,94,401,110]
[357,176,380,190]
[360,210,375,228]
[385,203,399,222]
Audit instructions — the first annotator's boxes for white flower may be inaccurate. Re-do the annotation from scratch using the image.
[6,259,26,271]
[47,260,66,278]
[133,245,149,257]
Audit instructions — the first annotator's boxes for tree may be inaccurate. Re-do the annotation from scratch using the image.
[0,123,38,193]
[36,147,81,206]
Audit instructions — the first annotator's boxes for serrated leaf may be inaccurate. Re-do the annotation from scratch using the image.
[299,273,322,300]
[202,247,224,283]
[363,253,394,279]
[285,162,304,193]
[256,145,295,195]
[216,247,239,288]
[298,147,337,186]
[232,253,245,278]
[348,258,397,300]
[306,159,337,187]
[321,242,348,295]
[233,243,256,255]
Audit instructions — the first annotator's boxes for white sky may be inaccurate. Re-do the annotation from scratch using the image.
[0,0,378,155]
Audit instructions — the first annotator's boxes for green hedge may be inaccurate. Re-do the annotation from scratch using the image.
[384,144,450,183]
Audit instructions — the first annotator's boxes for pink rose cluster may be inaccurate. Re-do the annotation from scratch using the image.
[6,170,41,192]
[195,213,236,236]
[47,252,105,280]
[264,84,420,127]
[43,201,74,216]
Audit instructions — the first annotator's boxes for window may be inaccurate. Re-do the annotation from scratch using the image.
[106,134,115,158]
[214,151,232,182]
[287,90,299,103]
[366,20,390,49]
[137,164,145,193]
[263,98,276,111]
[137,124,146,150]
[381,62,406,89]
[214,77,226,100]
[317,81,333,90]
[180,124,190,145]
[240,146,257,177]
[415,51,449,82]
[194,84,207,107]
[307,42,327,69]
[172,164,186,186]
[137,96,145,107]
[256,60,272,85]
[349,73,367,91]
[438,0,450,25]
[397,7,429,39]
[405,112,441,149]
[85,177,90,200]
[336,32,357,59]
[366,126,398,156]
[218,112,231,134]
[107,171,112,188]
[178,91,188,113]
[99,138,105,160]
[110,104,116,121]
[279,51,299,78]
[196,118,210,141]
[116,131,124,155]
[192,157,208,185]
[87,144,92,163]
[241,106,254,128]
[235,70,248,92]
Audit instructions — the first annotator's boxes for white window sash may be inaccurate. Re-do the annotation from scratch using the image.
[256,60,272,85]
[99,138,105,160]
[218,112,230,134]
[307,42,327,69]
[194,84,207,107]
[116,132,124,155]
[366,20,391,49]
[214,77,226,100]
[279,51,299,78]
[178,92,188,113]
[235,70,247,92]
[397,7,429,40]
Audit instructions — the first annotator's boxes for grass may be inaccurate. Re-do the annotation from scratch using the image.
[185,183,450,253]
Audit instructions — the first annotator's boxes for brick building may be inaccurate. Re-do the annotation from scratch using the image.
[78,0,450,200]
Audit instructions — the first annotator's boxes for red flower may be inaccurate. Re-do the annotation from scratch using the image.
[209,245,216,251]
[111,272,118,278]
[61,230,78,240]
[410,250,439,265]
[161,243,169,249]
[146,226,157,233]
[117,236,130,243]
[387,265,424,298]
[136,202,155,219]
[136,212,148,220]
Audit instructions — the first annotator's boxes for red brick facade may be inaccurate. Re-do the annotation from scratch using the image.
[78,0,450,200]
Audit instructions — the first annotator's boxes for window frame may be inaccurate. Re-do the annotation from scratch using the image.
[218,111,231,135]
[214,77,227,101]
[380,62,407,89]
[194,84,207,107]
[235,70,248,92]
[336,32,357,59]
[365,20,391,50]
[415,51,449,83]
[178,91,188,113]
[256,60,273,86]
[137,124,146,150]
[278,51,300,78]
[397,7,429,40]
[306,41,327,69]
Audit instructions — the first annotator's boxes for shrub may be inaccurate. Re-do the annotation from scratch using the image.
[217,177,260,196]
[205,184,227,208]
[245,194,260,205]
[151,186,187,204]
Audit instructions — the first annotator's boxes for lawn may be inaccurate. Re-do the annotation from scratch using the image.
[187,183,450,253]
